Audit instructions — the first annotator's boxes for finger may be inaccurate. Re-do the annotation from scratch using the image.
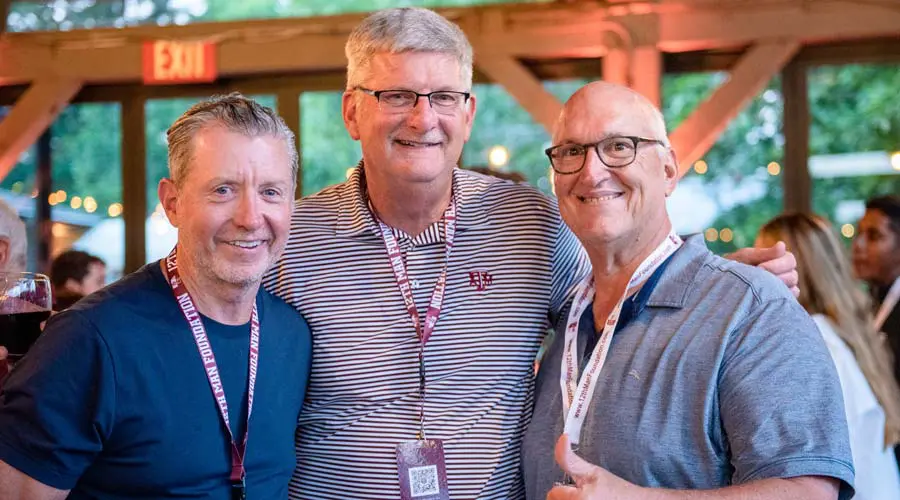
[758,250,796,277]
[555,434,597,485]
[547,484,581,500]
[728,241,786,267]
[0,346,7,359]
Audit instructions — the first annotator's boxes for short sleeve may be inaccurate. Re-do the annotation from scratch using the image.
[0,310,116,490]
[718,297,855,499]
[550,221,589,324]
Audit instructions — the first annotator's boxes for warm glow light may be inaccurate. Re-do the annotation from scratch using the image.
[70,196,83,209]
[488,145,510,168]
[841,224,855,239]
[84,196,97,214]
[704,228,719,242]
[108,203,123,218]
[891,152,900,171]
[720,228,734,243]
[345,167,355,179]
[48,193,58,206]
[693,160,708,175]
[51,223,67,238]
[56,190,67,203]
[30,189,38,199]
[767,162,781,176]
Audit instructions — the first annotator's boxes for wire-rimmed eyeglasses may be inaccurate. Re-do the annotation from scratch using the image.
[356,87,470,115]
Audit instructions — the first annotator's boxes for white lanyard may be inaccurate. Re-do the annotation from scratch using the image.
[875,277,900,332]
[560,231,682,445]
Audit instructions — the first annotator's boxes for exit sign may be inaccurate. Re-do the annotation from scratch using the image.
[142,40,217,85]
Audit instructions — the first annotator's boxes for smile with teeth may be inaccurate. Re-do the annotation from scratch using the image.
[226,240,264,249]
[396,139,440,147]
[578,193,623,203]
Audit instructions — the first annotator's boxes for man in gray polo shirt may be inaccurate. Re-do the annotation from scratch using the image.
[522,81,854,500]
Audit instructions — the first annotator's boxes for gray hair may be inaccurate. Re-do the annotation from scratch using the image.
[346,8,474,90]
[0,198,27,273]
[166,93,298,187]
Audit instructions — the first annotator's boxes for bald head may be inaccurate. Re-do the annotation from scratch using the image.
[553,81,668,146]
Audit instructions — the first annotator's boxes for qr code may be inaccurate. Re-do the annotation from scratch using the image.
[408,464,440,497]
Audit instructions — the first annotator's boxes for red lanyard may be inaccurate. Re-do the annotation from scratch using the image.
[163,249,259,494]
[372,198,457,438]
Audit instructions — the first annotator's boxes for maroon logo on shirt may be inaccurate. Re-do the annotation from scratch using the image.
[468,271,493,291]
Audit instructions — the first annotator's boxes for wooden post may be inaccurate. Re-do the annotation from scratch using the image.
[121,94,147,274]
[276,89,302,199]
[782,58,811,213]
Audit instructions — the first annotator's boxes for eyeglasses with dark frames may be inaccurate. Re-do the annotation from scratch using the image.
[545,136,668,175]
[356,87,470,115]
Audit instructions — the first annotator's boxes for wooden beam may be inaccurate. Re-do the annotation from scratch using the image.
[121,95,147,274]
[631,46,661,107]
[0,79,82,182]
[276,89,302,199]
[602,48,629,86]
[671,41,800,177]
[782,58,811,214]
[1,2,899,86]
[475,55,562,134]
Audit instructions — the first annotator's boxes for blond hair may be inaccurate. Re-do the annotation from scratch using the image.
[760,212,900,446]
[345,8,473,90]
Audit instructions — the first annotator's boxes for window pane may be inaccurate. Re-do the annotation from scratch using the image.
[301,91,361,196]
[48,103,124,282]
[145,98,200,264]
[809,63,900,236]
[664,72,785,254]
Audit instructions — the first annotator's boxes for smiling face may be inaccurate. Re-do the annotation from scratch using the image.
[342,51,476,187]
[159,126,294,290]
[552,83,677,251]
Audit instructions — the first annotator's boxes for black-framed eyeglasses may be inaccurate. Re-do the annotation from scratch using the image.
[545,136,668,175]
[356,87,470,115]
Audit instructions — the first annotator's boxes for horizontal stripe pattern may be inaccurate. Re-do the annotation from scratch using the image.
[264,166,588,499]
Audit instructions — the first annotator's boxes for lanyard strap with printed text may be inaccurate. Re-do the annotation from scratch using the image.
[163,248,259,495]
[560,231,682,445]
[373,198,457,438]
[875,277,900,332]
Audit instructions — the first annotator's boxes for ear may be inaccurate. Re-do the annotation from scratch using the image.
[342,90,361,141]
[462,92,477,142]
[158,178,181,228]
[0,238,9,270]
[663,147,679,197]
[64,277,85,295]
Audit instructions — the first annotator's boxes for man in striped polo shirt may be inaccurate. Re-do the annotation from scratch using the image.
[264,7,799,499]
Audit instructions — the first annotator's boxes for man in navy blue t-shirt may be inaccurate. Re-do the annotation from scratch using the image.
[0,93,312,499]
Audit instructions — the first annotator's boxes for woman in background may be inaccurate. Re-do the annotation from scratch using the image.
[758,212,900,500]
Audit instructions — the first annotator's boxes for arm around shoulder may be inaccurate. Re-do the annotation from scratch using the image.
[0,460,68,500]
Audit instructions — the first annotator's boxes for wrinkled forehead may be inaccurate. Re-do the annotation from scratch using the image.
[554,91,666,144]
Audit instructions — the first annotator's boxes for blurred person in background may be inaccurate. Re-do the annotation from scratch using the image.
[853,195,900,371]
[0,199,27,274]
[49,250,107,311]
[759,212,900,500]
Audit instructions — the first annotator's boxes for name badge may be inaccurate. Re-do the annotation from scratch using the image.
[396,439,450,500]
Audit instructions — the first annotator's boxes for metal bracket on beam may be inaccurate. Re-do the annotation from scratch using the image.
[0,78,83,182]
[670,41,800,177]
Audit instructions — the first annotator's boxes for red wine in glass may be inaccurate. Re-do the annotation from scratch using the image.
[0,272,53,363]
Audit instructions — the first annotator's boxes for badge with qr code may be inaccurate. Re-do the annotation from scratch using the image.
[396,439,450,500]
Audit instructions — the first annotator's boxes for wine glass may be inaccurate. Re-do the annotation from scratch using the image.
[0,272,53,368]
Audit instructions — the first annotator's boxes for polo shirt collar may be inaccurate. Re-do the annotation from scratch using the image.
[644,233,711,310]
[335,160,491,239]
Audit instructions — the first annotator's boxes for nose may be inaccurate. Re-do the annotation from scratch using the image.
[233,190,264,230]
[578,146,613,184]
[405,94,439,131]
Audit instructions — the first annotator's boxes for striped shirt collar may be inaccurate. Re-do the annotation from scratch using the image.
[335,160,493,239]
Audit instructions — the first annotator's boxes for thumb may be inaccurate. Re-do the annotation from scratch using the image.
[728,240,786,266]
[555,434,597,485]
